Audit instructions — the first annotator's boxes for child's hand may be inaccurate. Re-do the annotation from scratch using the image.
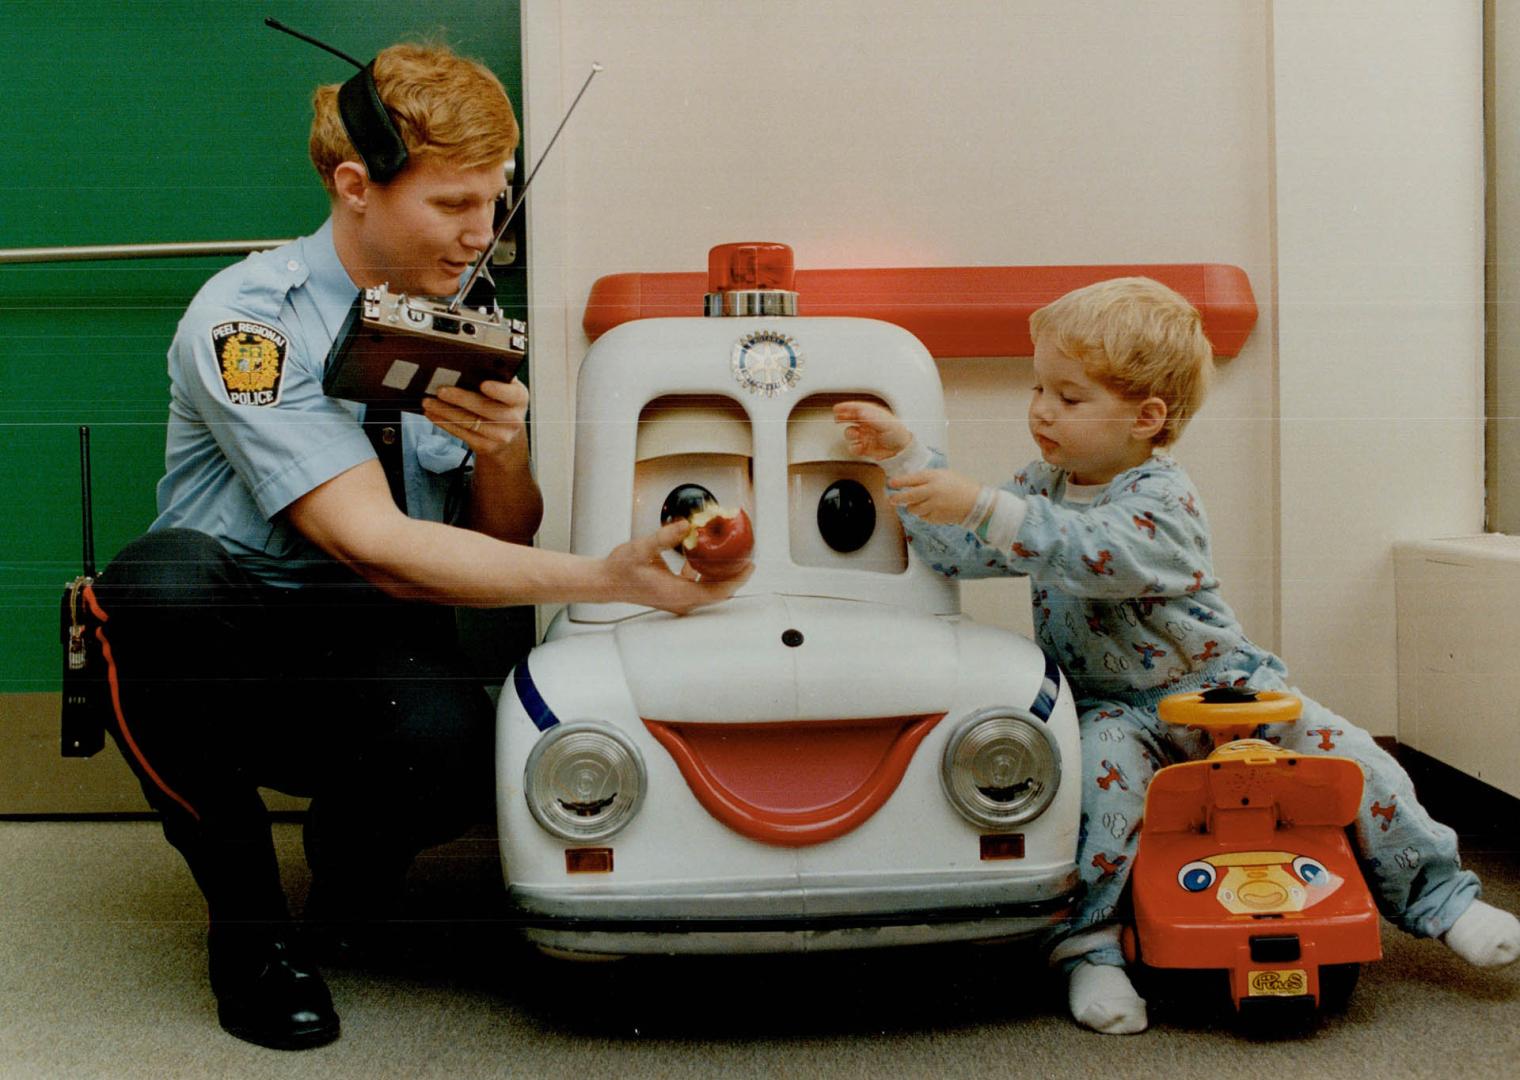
[833,400,913,460]
[888,469,983,525]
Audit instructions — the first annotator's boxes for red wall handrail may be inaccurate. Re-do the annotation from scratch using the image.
[584,263,1257,359]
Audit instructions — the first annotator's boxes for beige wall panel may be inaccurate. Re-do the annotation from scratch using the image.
[1273,2,1485,735]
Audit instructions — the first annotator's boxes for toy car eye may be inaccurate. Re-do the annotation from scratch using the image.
[660,484,717,528]
[817,479,876,553]
[1292,856,1328,885]
[1178,861,1216,892]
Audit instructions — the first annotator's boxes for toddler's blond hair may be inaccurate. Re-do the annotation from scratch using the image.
[309,42,519,195]
[1029,277,1214,446]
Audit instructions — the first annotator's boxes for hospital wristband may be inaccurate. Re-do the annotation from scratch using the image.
[959,488,1028,551]
[878,439,935,479]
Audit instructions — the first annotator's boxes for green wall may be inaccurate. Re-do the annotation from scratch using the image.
[1,1,525,694]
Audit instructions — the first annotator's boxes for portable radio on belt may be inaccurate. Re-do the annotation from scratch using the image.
[60,425,106,758]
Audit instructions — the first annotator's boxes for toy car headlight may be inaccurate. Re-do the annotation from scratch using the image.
[940,708,1061,828]
[524,721,647,842]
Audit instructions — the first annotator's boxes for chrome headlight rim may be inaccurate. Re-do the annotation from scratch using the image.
[940,706,1063,829]
[523,720,647,843]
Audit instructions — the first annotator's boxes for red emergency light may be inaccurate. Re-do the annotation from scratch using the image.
[708,241,796,294]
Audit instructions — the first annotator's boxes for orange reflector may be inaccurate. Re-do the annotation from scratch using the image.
[565,847,614,874]
[980,834,1025,860]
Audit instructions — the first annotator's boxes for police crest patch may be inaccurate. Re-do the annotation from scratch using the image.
[211,321,288,406]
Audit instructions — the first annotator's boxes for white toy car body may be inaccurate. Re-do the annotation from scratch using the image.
[497,256,1080,955]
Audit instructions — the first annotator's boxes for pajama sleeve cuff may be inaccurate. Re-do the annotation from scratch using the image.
[879,439,935,478]
[960,488,1028,550]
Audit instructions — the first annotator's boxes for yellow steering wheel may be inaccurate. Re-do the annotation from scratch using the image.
[1158,686,1302,745]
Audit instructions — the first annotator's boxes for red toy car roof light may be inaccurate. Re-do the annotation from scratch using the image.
[707,242,796,295]
[703,242,800,317]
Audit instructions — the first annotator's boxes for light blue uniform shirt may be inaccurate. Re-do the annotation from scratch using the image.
[151,218,470,587]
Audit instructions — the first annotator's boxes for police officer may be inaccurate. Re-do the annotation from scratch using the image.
[90,41,742,1050]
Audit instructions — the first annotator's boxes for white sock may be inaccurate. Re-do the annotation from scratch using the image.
[1068,962,1148,1035]
[1442,900,1520,969]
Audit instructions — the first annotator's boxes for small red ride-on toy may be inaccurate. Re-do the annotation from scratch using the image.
[1121,687,1382,1024]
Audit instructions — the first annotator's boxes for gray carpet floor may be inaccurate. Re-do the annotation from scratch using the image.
[2,818,1517,1079]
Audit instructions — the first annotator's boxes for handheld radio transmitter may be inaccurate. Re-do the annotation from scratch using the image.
[323,287,527,412]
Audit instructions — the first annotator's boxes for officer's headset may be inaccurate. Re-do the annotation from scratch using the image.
[265,17,410,183]
[262,20,599,421]
[265,16,534,424]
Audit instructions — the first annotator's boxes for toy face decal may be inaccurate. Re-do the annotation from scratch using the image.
[1178,860,1216,892]
[1292,855,1330,888]
[1181,850,1345,915]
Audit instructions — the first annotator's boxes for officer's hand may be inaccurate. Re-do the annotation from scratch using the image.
[603,520,752,615]
[423,379,529,459]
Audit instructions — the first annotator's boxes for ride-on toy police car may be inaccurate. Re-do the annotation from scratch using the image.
[496,243,1081,956]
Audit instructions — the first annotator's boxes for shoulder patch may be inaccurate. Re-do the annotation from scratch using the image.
[211,321,288,407]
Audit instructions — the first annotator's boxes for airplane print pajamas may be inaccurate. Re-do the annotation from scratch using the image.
[894,448,1480,969]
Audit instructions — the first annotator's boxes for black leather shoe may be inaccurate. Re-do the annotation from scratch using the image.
[209,929,340,1050]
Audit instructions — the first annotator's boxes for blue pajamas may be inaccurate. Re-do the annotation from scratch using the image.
[899,450,1480,965]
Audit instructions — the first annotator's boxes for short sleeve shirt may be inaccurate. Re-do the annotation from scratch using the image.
[150,218,469,587]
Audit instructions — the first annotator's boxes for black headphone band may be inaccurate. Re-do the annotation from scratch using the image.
[336,61,409,183]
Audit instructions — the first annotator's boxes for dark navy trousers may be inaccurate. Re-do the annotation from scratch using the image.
[90,528,498,926]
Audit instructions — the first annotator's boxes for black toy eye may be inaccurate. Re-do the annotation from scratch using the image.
[661,484,715,526]
[817,479,875,553]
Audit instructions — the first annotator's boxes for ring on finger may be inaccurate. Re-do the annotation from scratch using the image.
[471,418,482,432]
[692,571,702,583]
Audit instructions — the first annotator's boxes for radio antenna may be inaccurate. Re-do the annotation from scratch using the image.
[78,426,96,578]
[263,17,364,68]
[449,63,603,313]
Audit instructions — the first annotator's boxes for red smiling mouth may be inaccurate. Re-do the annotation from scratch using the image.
[643,714,945,847]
